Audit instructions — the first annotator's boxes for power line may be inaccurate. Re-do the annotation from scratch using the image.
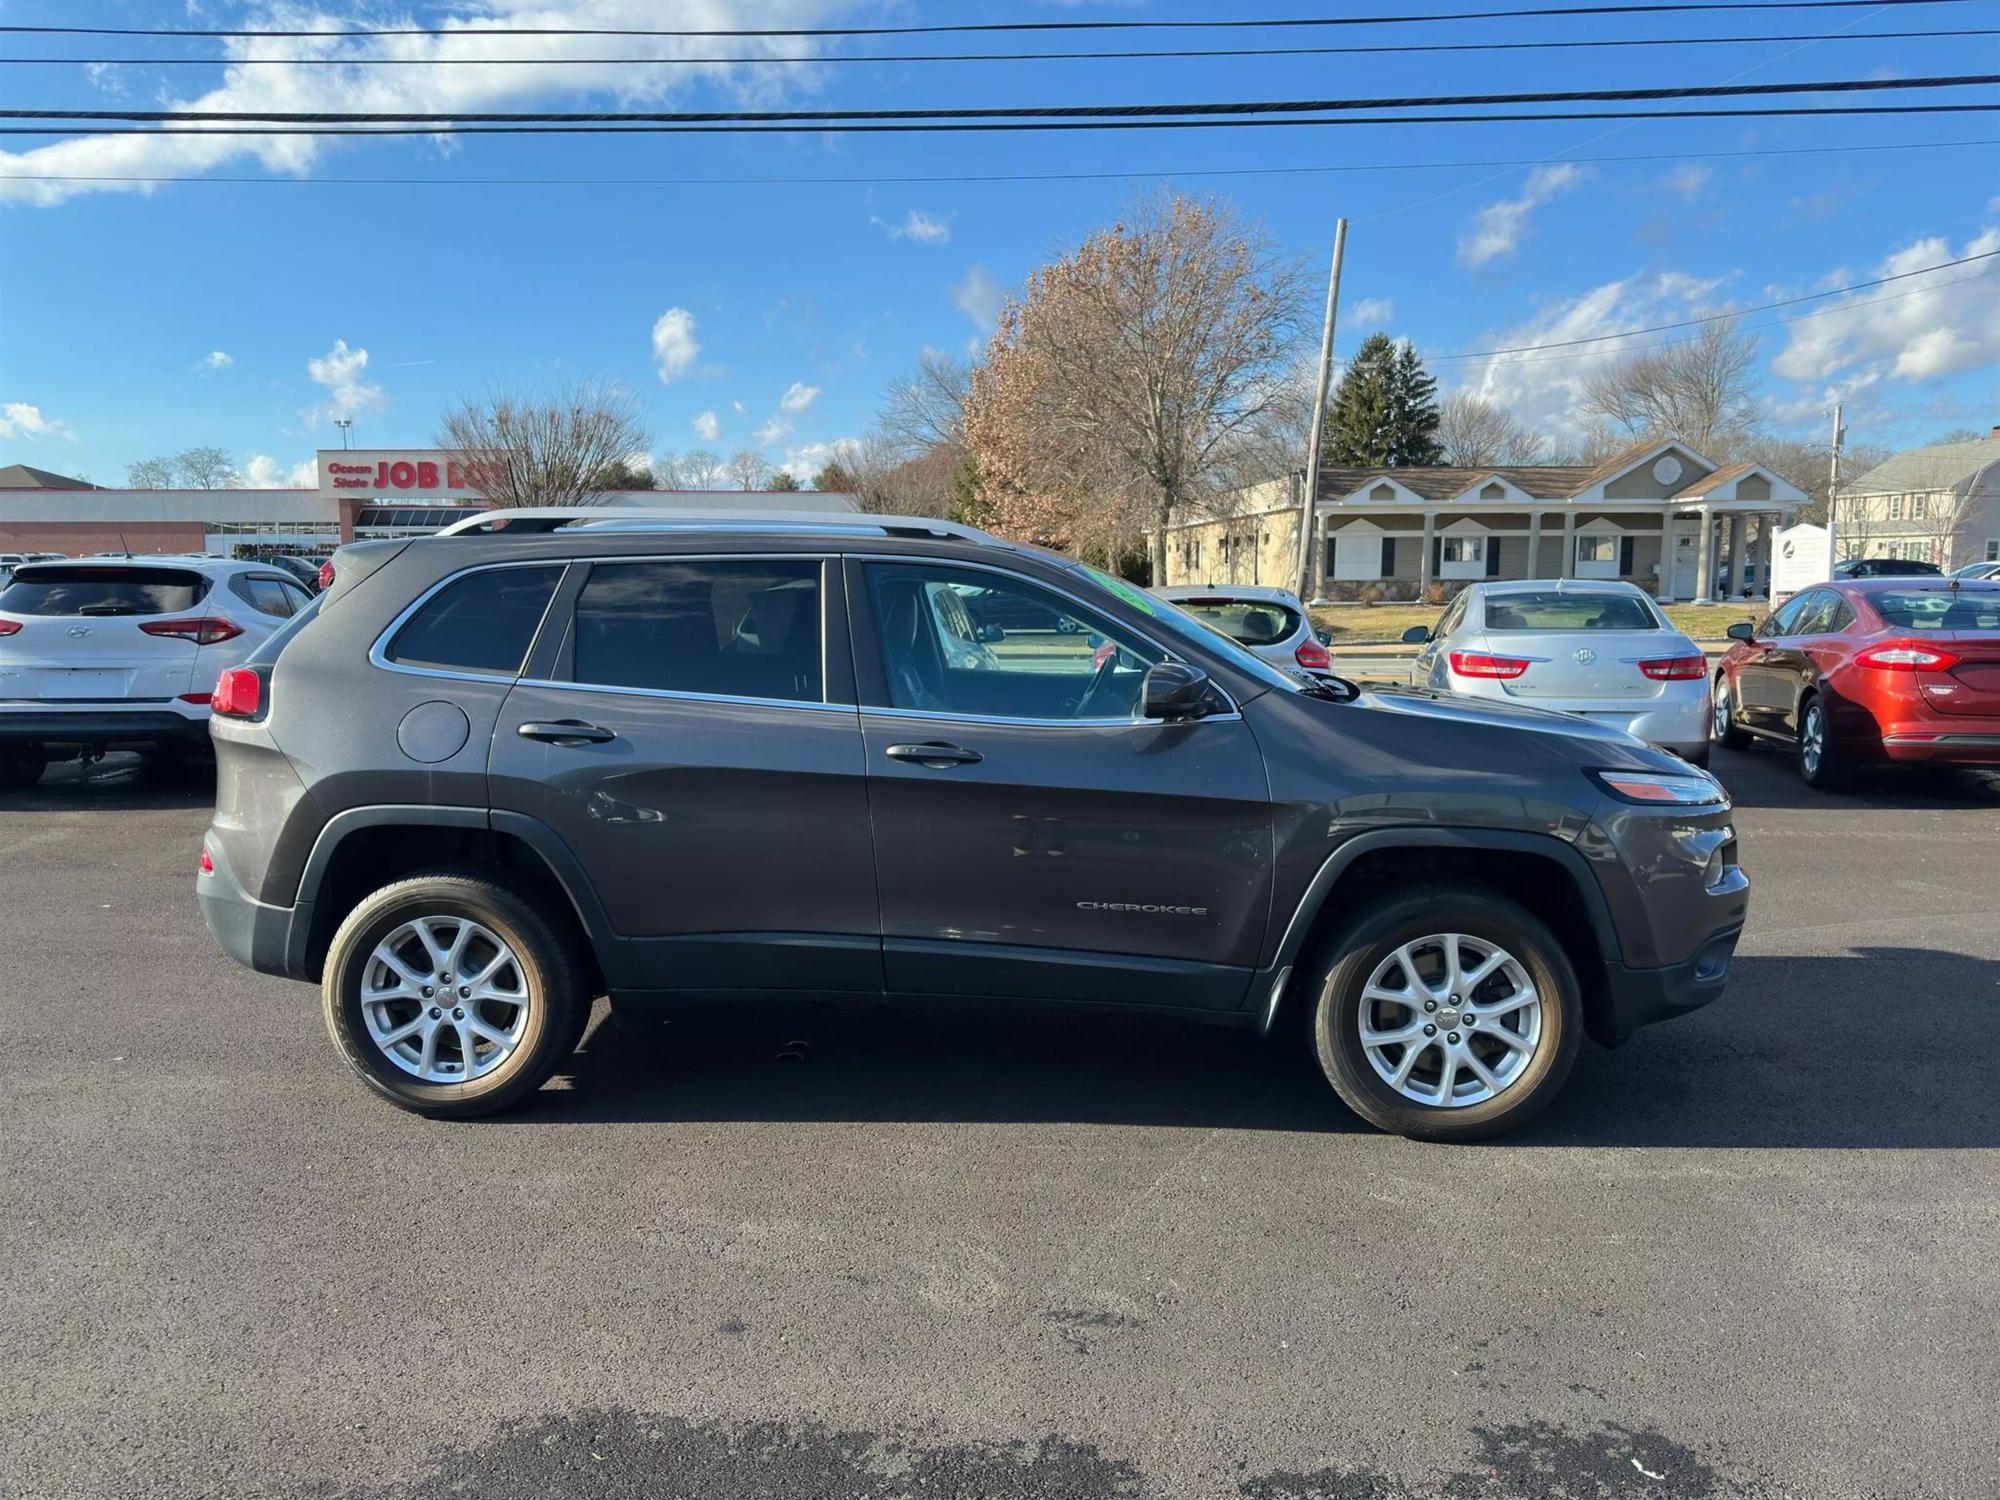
[7,135,1989,189]
[10,103,1998,137]
[0,0,1977,40]
[1433,249,2000,362]
[5,27,1992,67]
[13,71,1996,126]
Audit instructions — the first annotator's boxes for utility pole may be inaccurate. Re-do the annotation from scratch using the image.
[1294,217,1347,603]
[1824,403,1843,577]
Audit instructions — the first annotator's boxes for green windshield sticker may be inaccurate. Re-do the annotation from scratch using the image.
[1090,568,1157,616]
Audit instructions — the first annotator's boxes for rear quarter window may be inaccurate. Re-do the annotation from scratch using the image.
[0,565,210,616]
[383,565,563,676]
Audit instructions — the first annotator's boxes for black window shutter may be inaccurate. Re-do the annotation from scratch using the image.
[1486,538,1502,577]
[1431,536,1442,575]
[1382,536,1395,576]
[1620,536,1636,575]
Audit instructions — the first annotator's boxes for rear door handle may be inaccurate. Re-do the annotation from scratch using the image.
[885,741,983,769]
[517,720,617,746]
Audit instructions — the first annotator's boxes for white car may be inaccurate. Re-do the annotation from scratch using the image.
[1402,579,1712,766]
[0,556,315,786]
[1152,584,1332,676]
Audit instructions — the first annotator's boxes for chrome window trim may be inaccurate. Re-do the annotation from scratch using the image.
[847,551,1245,721]
[861,704,1242,730]
[368,558,572,685]
[513,676,853,715]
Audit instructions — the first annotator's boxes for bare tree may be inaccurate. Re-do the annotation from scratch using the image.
[1579,321,1760,452]
[727,449,773,491]
[126,456,177,488]
[1436,391,1550,466]
[881,350,973,456]
[677,449,727,488]
[966,192,1307,578]
[172,446,242,488]
[436,380,651,509]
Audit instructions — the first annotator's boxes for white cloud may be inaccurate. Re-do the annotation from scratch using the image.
[1772,226,2000,392]
[1349,297,1395,326]
[780,437,860,486]
[731,399,747,415]
[778,381,820,413]
[651,307,700,383]
[691,409,720,441]
[195,350,233,372]
[0,401,75,441]
[753,416,792,446]
[1458,164,1586,268]
[0,0,861,207]
[952,265,1006,332]
[888,209,951,244]
[1663,163,1713,199]
[244,453,316,488]
[306,339,385,421]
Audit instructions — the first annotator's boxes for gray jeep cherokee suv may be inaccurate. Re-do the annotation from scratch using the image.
[197,511,1747,1141]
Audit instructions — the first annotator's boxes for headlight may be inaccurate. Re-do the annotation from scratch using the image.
[1589,769,1726,807]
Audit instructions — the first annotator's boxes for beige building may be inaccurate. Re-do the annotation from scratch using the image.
[1161,438,1806,603]
[1836,427,2000,570]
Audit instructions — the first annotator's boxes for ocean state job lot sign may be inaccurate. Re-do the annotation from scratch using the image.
[317,449,495,501]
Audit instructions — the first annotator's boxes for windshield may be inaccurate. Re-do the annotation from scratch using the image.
[1068,563,1312,695]
[1482,591,1662,632]
[1869,588,2000,631]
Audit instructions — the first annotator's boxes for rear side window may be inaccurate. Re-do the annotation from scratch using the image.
[384,565,562,676]
[569,559,823,703]
[1481,592,1659,631]
[1172,598,1302,646]
[230,575,307,618]
[0,565,210,617]
[1870,589,2000,631]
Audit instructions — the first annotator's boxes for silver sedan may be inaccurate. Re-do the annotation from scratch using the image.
[1401,580,1713,765]
[1151,584,1332,676]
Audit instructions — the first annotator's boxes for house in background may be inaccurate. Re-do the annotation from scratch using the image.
[1837,427,2000,570]
[1161,438,1806,602]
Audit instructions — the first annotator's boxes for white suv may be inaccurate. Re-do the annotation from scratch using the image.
[0,556,314,785]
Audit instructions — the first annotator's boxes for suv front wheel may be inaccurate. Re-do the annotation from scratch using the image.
[1309,885,1583,1141]
[322,872,587,1118]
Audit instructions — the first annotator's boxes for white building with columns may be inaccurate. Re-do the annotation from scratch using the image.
[1160,438,1806,603]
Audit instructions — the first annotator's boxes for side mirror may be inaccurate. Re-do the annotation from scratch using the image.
[976,623,1006,644]
[1141,661,1214,721]
[1727,622,1756,642]
[1401,625,1432,645]
[1315,628,1333,646]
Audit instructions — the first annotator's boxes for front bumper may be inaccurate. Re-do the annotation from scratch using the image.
[0,706,211,746]
[1596,919,1743,1045]
[197,831,309,979]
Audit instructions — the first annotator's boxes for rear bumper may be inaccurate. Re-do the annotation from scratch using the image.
[1597,923,1742,1045]
[197,832,309,980]
[1548,695,1709,755]
[1879,730,2000,765]
[0,706,210,745]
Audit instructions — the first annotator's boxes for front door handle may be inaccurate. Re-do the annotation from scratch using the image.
[885,741,983,769]
[517,720,617,746]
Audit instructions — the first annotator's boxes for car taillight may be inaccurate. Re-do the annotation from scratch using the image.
[210,666,262,718]
[139,617,243,646]
[317,559,336,590]
[1295,639,1331,671]
[0,619,19,636]
[1855,640,1962,672]
[198,845,214,876]
[1449,650,1530,680]
[1638,655,1707,680]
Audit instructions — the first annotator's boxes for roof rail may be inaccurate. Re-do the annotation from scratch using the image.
[432,506,997,545]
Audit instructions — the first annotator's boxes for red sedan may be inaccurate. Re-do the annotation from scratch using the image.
[1712,578,2000,789]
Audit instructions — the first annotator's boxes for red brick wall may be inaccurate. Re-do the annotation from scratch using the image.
[0,520,208,555]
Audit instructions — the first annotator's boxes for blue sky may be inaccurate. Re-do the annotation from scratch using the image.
[1,0,1996,487]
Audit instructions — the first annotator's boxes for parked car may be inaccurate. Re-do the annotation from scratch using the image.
[260,554,327,594]
[961,582,1078,635]
[0,556,316,785]
[1831,557,1941,579]
[1948,560,2000,582]
[1151,584,1332,675]
[1713,577,2000,788]
[1400,580,1712,765]
[196,511,1747,1141]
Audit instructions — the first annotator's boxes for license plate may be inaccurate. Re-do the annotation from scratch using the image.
[33,668,130,701]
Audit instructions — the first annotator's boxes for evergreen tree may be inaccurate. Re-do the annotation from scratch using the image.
[1324,332,1443,467]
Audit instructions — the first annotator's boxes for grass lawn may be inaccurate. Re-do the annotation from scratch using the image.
[1309,598,1761,646]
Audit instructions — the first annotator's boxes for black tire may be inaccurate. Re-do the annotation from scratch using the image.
[321,871,587,1119]
[1308,884,1584,1142]
[0,743,49,788]
[1710,672,1749,750]
[1795,693,1849,792]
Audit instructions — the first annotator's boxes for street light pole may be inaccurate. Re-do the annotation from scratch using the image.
[1294,217,1348,604]
[1824,403,1843,576]
[334,418,352,450]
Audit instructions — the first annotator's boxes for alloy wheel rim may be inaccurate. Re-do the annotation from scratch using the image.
[1713,681,1730,739]
[360,916,529,1083]
[1802,706,1823,774]
[1357,933,1542,1109]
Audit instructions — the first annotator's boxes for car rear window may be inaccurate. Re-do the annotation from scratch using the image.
[1171,597,1302,646]
[0,565,210,616]
[1481,592,1660,631]
[1869,588,2000,631]
[384,565,563,676]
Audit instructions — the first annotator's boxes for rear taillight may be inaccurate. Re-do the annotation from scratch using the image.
[0,620,19,636]
[198,845,214,876]
[1449,650,1530,680]
[1855,640,1962,672]
[139,617,243,646]
[210,666,262,718]
[1638,655,1707,681]
[317,559,336,590]
[1295,639,1331,671]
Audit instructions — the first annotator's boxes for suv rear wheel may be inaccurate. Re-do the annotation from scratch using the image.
[1309,885,1582,1141]
[321,872,586,1118]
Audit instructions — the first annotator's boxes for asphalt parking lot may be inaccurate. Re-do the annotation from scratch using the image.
[2,748,1996,1500]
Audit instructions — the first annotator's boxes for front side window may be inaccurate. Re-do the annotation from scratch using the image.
[866,563,1160,720]
[384,565,562,676]
[569,558,823,704]
[1763,591,1817,637]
